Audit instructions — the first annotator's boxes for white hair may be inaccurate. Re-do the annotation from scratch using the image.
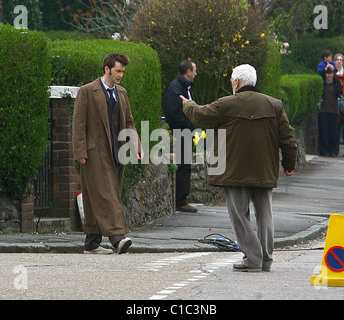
[231,64,257,87]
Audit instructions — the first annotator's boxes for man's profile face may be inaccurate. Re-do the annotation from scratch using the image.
[106,61,126,84]
[188,63,197,82]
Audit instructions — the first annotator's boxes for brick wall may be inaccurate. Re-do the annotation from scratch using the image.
[51,98,81,230]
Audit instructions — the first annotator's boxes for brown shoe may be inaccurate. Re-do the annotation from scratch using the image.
[233,263,261,272]
[176,204,198,213]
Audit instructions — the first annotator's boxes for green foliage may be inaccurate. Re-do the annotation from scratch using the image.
[280,74,323,124]
[44,30,97,41]
[130,0,279,104]
[0,24,51,199]
[49,39,162,137]
[258,39,281,99]
[2,0,43,30]
[267,0,344,42]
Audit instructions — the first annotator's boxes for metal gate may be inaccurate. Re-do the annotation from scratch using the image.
[33,101,53,209]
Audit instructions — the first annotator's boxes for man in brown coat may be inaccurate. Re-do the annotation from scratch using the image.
[180,64,297,272]
[73,53,142,255]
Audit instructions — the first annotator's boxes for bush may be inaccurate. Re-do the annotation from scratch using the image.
[130,0,280,103]
[0,24,51,199]
[280,74,323,124]
[49,39,162,136]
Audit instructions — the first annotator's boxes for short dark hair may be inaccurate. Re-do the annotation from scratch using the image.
[179,60,195,75]
[103,53,130,73]
[321,50,332,60]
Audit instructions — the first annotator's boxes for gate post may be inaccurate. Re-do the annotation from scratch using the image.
[50,86,81,231]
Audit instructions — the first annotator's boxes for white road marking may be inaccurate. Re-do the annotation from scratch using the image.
[148,252,243,300]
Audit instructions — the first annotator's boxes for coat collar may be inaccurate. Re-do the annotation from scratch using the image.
[236,85,260,95]
[176,73,193,90]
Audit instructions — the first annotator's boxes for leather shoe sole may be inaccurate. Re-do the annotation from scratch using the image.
[233,263,261,272]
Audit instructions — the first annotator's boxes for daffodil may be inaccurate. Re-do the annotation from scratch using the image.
[193,131,207,145]
[193,132,201,145]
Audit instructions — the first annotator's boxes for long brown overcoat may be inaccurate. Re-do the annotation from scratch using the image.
[72,78,141,236]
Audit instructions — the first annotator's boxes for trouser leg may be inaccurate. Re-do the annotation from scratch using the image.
[108,234,125,248]
[224,187,263,268]
[318,113,329,155]
[328,113,339,155]
[176,163,191,206]
[84,234,102,251]
[251,188,274,269]
[175,135,192,207]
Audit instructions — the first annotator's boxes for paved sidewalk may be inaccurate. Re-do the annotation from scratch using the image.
[0,155,343,253]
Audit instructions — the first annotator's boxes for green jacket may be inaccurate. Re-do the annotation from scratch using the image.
[183,87,297,188]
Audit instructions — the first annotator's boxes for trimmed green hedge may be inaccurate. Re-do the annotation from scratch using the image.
[280,74,323,124]
[49,39,162,136]
[0,24,51,200]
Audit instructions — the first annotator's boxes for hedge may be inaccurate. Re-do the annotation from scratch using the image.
[280,74,323,124]
[49,39,162,137]
[0,24,51,200]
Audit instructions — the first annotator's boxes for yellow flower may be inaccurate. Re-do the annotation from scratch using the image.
[193,132,200,145]
[235,51,239,54]
[261,33,265,38]
[241,44,245,48]
[204,59,209,64]
[245,40,250,45]
[223,73,228,77]
[151,21,155,25]
[193,131,206,145]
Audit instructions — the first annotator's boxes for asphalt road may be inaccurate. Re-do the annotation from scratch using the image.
[1,239,343,302]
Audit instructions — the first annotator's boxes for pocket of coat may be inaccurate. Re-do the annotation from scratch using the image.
[86,142,96,150]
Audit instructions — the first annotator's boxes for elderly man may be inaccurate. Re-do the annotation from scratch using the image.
[180,64,297,272]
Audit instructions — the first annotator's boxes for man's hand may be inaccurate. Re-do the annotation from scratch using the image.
[284,170,294,177]
[78,158,86,165]
[180,95,189,105]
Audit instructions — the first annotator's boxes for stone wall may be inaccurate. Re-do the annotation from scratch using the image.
[123,163,175,229]
[189,162,224,204]
[0,186,35,233]
[0,196,20,233]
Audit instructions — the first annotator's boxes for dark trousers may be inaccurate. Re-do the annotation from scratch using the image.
[174,136,193,207]
[318,112,339,156]
[84,234,125,251]
[176,163,191,206]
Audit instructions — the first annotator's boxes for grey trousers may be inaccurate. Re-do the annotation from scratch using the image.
[224,187,274,269]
